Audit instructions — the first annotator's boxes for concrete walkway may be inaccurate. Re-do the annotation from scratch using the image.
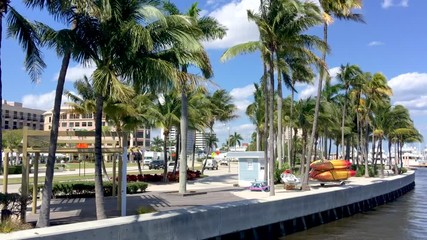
[1,163,410,226]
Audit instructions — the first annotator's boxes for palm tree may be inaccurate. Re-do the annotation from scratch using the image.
[27,0,95,227]
[162,1,226,194]
[304,0,364,189]
[246,83,265,151]
[363,72,392,176]
[202,133,218,174]
[155,90,181,182]
[336,64,363,158]
[229,132,243,151]
[151,137,164,152]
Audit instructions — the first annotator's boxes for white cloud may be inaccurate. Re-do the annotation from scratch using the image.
[382,0,394,8]
[368,41,384,47]
[382,0,409,8]
[53,63,96,82]
[229,84,255,116]
[298,67,340,100]
[203,0,260,49]
[400,0,409,7]
[389,72,427,112]
[22,91,72,111]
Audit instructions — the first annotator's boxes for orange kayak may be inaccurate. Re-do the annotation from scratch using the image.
[310,160,351,171]
[309,169,356,181]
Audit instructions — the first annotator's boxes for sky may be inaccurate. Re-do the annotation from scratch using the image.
[3,0,427,148]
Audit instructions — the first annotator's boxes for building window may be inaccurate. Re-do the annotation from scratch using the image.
[62,122,67,127]
[5,110,9,118]
[69,122,74,128]
[48,117,52,123]
[82,122,87,127]
[75,122,80,127]
[102,122,106,126]
[60,114,67,119]
[27,123,31,127]
[33,124,36,129]
[88,122,93,127]
[247,159,253,170]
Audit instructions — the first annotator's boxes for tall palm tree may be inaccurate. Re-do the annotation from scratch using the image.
[155,90,181,182]
[27,0,96,227]
[162,1,226,194]
[363,72,392,176]
[304,0,364,189]
[336,64,363,158]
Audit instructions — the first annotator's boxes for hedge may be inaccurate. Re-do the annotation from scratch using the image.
[29,181,148,198]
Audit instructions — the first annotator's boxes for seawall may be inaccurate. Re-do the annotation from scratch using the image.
[2,172,415,240]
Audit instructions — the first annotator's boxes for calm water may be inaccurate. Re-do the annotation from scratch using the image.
[283,168,427,240]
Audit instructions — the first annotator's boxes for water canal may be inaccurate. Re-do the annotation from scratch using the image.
[284,168,427,240]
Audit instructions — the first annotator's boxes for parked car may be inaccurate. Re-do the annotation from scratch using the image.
[167,162,179,172]
[248,181,270,192]
[219,159,229,166]
[149,160,165,170]
[204,159,218,170]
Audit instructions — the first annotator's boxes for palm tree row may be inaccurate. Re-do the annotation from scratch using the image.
[246,63,421,178]
[2,0,235,227]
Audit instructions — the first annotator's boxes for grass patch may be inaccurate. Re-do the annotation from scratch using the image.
[136,205,157,215]
[0,220,32,233]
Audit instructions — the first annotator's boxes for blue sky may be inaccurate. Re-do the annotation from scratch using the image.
[3,0,427,147]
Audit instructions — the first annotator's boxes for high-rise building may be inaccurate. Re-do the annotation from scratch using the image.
[1,100,44,130]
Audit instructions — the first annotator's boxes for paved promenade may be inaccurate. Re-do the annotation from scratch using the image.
[0,163,412,226]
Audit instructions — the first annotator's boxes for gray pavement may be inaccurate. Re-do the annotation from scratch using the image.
[1,163,410,226]
[4,163,248,225]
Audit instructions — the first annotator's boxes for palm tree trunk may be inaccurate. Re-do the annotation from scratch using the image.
[179,89,188,194]
[380,137,384,178]
[94,94,106,219]
[363,122,369,177]
[276,62,283,169]
[263,62,268,182]
[341,90,348,158]
[0,16,3,175]
[303,22,328,190]
[288,81,295,164]
[268,52,275,196]
[372,134,376,174]
[256,129,260,151]
[162,131,169,182]
[192,131,196,170]
[173,132,180,174]
[36,50,71,228]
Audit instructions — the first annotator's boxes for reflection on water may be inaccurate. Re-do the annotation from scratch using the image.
[283,169,427,240]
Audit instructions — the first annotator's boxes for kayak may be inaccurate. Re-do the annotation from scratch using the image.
[310,159,351,171]
[309,169,356,181]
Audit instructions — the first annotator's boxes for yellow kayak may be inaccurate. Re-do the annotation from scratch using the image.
[310,160,351,171]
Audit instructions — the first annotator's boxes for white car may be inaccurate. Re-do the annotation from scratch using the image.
[205,159,218,170]
[167,162,179,172]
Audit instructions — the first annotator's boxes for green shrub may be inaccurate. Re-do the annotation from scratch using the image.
[355,165,377,177]
[29,181,148,198]
[7,166,22,174]
[0,220,32,233]
[136,205,157,214]
[400,167,408,174]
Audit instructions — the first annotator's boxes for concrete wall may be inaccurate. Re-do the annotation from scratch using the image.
[2,173,415,240]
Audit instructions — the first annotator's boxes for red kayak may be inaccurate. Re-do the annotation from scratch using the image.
[309,169,356,181]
